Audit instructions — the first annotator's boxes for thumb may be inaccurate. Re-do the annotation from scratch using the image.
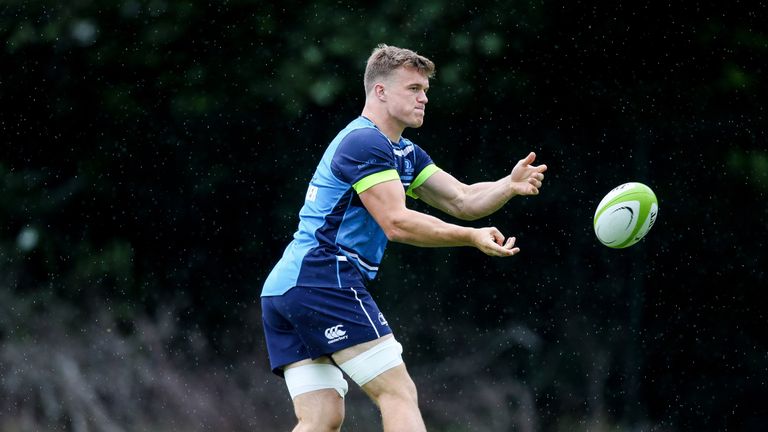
[522,152,536,165]
[487,227,504,245]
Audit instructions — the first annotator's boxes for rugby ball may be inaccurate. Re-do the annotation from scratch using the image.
[593,182,658,248]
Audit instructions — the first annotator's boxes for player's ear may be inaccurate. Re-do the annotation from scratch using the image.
[374,83,386,101]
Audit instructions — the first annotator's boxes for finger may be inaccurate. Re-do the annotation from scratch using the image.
[490,228,505,245]
[536,164,548,173]
[496,242,520,256]
[504,237,516,249]
[522,152,536,165]
[491,245,513,257]
[499,245,520,256]
[484,244,509,257]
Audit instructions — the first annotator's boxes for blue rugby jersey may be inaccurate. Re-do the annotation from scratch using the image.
[261,116,440,296]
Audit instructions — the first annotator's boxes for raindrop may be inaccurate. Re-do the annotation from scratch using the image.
[17,227,39,252]
[71,19,97,46]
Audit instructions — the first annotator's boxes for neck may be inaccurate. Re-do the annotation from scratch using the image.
[361,107,402,143]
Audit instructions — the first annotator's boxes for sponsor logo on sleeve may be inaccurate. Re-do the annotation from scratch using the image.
[306,185,318,202]
[357,158,379,170]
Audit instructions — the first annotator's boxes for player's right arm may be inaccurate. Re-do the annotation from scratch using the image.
[358,178,519,257]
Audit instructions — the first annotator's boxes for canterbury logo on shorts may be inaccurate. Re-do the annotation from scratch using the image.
[325,324,349,344]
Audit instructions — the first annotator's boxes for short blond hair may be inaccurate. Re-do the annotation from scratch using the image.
[363,44,436,94]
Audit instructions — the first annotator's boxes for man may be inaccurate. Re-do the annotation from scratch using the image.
[261,44,547,432]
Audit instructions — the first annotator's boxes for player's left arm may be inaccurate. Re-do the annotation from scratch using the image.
[415,152,547,221]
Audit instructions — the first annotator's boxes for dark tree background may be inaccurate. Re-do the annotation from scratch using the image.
[1,1,765,431]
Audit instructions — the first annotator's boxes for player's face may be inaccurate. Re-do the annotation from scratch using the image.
[384,66,429,129]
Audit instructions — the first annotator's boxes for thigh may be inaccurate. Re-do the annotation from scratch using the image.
[333,337,417,402]
[331,335,406,390]
[359,363,416,400]
[285,358,347,427]
[284,356,334,370]
[331,334,394,364]
[293,388,345,427]
[283,356,349,401]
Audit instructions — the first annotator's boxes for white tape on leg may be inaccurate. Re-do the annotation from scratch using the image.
[339,337,404,387]
[284,363,349,399]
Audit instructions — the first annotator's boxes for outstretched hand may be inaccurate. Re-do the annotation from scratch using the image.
[472,227,520,257]
[510,152,548,196]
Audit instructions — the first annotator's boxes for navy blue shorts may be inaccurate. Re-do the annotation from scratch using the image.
[261,285,392,376]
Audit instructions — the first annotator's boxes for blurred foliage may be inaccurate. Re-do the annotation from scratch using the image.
[1,1,766,431]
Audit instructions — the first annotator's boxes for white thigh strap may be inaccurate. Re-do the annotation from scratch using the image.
[339,337,403,387]
[284,363,348,399]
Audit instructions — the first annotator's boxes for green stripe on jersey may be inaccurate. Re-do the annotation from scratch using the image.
[353,169,400,194]
[406,164,440,199]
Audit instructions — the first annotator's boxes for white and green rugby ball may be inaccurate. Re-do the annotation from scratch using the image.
[593,182,658,248]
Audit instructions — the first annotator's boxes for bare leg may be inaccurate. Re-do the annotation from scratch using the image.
[285,358,345,432]
[333,336,426,432]
[361,363,426,432]
[292,389,344,432]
